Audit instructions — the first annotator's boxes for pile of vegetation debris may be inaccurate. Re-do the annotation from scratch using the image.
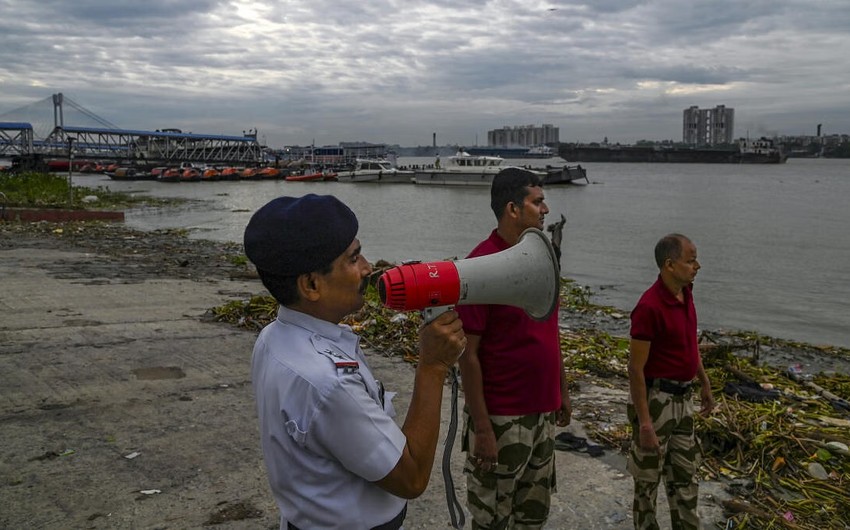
[0,171,180,210]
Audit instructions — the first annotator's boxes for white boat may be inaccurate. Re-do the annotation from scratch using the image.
[413,151,506,186]
[337,159,414,183]
[526,145,555,157]
[538,164,588,185]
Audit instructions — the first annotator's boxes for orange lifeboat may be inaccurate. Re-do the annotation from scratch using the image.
[240,167,260,179]
[201,168,220,181]
[257,167,282,179]
[219,167,240,180]
[181,167,201,181]
[158,168,181,182]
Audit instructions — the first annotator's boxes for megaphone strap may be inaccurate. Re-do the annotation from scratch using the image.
[442,367,466,529]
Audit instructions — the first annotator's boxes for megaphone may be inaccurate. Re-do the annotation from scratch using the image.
[378,228,560,322]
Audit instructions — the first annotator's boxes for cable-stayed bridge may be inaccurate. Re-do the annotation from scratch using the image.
[0,93,262,166]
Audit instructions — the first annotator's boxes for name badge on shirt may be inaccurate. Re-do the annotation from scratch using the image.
[334,360,360,374]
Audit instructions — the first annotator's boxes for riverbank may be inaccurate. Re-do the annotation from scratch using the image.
[2,220,848,529]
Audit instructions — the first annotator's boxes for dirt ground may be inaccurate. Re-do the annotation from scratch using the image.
[1,221,845,529]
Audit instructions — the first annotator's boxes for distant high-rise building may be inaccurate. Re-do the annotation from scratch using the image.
[487,124,559,147]
[683,105,734,146]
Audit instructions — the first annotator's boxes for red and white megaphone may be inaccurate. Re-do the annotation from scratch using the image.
[378,228,560,322]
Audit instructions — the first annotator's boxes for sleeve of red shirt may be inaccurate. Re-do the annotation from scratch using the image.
[630,302,656,342]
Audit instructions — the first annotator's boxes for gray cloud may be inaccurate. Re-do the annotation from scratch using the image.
[1,0,848,147]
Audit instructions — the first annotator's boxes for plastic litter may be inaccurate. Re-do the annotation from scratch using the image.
[786,364,813,381]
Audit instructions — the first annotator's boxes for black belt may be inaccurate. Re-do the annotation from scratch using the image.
[287,504,406,530]
[646,377,692,396]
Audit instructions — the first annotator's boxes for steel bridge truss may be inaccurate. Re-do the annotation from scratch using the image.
[42,126,262,165]
[0,123,35,157]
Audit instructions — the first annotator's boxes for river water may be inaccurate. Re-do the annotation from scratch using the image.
[73,157,850,349]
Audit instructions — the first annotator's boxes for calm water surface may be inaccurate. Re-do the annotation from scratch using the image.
[76,158,850,349]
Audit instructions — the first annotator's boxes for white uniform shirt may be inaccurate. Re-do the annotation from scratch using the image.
[252,306,407,529]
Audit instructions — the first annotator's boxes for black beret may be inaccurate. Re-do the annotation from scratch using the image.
[243,194,358,276]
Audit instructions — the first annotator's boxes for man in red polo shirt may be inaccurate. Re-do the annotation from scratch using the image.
[627,233,715,529]
[457,168,571,529]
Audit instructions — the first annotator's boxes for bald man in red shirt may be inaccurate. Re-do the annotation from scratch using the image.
[627,233,715,530]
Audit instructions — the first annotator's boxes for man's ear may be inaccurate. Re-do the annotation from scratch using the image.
[297,272,321,301]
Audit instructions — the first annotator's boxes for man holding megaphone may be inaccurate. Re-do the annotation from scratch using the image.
[243,194,466,530]
[456,168,572,530]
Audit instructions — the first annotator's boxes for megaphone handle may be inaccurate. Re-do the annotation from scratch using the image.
[421,305,454,325]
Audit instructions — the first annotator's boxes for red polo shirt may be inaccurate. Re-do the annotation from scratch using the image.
[630,276,699,382]
[456,230,562,415]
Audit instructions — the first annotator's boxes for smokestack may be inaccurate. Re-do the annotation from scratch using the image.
[817,124,822,137]
[433,132,436,148]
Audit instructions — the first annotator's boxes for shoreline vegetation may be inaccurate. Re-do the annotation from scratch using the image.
[3,173,850,528]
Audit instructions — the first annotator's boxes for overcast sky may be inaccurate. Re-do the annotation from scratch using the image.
[1,0,848,148]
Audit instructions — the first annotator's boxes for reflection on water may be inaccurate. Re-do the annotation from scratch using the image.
[76,158,850,348]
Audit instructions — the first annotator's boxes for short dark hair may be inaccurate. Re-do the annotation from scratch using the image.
[258,261,334,306]
[654,233,691,269]
[490,168,542,220]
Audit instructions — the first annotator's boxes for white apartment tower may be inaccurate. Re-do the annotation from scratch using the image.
[683,105,734,146]
[488,124,559,147]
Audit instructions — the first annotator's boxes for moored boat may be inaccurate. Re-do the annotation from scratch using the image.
[539,164,588,185]
[467,145,557,158]
[106,167,155,181]
[201,167,221,181]
[257,167,283,179]
[413,151,505,186]
[337,159,414,184]
[240,167,261,180]
[219,167,240,180]
[181,167,201,182]
[157,167,181,182]
[736,138,788,163]
[285,171,325,182]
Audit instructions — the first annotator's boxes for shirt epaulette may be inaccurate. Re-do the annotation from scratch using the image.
[310,335,360,375]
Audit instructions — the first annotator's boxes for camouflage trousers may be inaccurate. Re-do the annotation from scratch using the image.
[627,388,700,530]
[462,409,557,530]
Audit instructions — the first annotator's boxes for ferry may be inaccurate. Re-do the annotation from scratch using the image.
[413,151,505,186]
